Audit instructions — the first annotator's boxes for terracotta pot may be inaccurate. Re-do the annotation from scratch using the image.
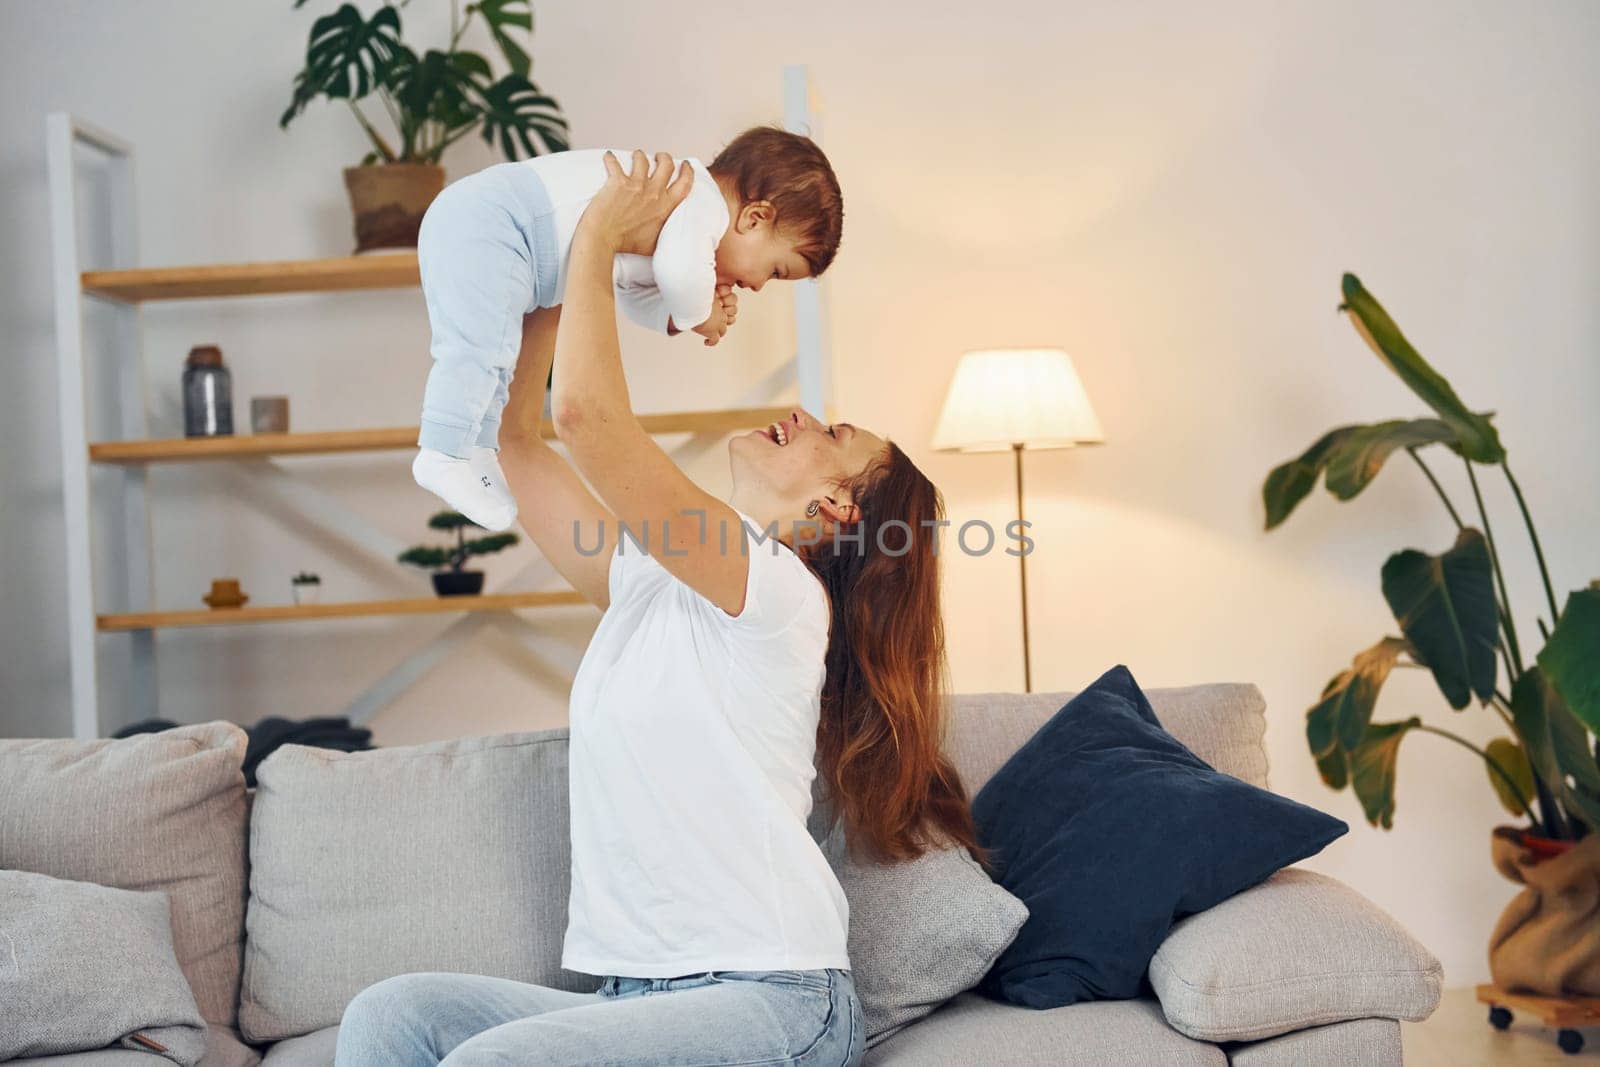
[432,570,485,597]
[342,163,445,253]
[1489,827,1600,996]
[203,578,249,610]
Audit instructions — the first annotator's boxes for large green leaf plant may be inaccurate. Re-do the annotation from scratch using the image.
[1265,274,1600,840]
[282,0,568,165]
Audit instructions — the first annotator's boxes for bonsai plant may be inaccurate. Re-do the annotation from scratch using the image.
[1263,273,1600,997]
[291,570,322,605]
[281,0,568,251]
[398,510,518,596]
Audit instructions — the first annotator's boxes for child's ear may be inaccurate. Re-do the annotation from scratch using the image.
[738,200,776,233]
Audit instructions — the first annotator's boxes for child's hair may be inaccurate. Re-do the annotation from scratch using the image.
[709,126,844,277]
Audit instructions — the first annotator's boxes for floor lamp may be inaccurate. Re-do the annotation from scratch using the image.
[931,349,1104,693]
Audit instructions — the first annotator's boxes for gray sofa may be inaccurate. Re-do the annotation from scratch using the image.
[0,684,1442,1065]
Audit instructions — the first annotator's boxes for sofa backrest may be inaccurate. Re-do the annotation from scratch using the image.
[945,684,1270,794]
[0,682,1267,1043]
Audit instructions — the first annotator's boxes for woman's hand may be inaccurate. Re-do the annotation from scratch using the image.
[577,150,695,257]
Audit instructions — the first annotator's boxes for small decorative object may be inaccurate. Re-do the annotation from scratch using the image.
[280,1,569,252]
[398,511,518,596]
[1261,273,1600,996]
[202,578,249,610]
[931,348,1104,692]
[182,345,234,438]
[251,396,291,434]
[291,571,322,605]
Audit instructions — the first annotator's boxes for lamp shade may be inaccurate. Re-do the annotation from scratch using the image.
[931,348,1104,452]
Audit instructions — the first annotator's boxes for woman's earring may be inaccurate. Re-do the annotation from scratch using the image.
[806,500,820,518]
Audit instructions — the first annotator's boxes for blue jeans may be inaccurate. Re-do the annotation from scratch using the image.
[334,967,864,1066]
[415,162,560,458]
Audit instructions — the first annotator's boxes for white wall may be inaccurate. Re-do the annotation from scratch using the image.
[3,0,1597,989]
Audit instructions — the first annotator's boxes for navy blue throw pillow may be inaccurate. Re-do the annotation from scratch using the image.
[972,665,1348,1009]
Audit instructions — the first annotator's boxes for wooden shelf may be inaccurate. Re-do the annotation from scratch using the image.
[98,590,589,632]
[82,254,420,302]
[89,406,791,463]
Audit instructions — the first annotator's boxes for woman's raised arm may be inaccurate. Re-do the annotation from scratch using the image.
[549,151,752,618]
[498,305,619,610]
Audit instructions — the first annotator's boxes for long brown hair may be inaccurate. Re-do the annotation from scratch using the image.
[797,442,992,870]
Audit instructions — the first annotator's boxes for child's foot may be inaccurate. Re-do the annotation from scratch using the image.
[412,447,518,532]
[470,446,516,515]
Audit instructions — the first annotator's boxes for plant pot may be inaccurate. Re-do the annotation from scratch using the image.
[292,584,321,606]
[432,570,485,597]
[1489,828,1600,995]
[342,163,445,253]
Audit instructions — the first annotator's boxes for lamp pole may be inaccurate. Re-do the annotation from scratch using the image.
[1013,443,1031,693]
[931,348,1102,698]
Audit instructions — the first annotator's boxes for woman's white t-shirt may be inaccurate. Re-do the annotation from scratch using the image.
[560,511,852,978]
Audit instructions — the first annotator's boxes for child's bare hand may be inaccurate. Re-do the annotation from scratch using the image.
[691,285,738,346]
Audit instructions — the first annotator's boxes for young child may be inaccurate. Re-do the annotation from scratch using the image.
[412,126,844,531]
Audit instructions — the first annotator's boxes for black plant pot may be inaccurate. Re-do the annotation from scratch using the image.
[432,570,485,597]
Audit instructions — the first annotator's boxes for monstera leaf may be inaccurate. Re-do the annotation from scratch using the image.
[1349,718,1421,829]
[282,3,402,126]
[477,74,569,158]
[1381,529,1498,709]
[384,47,486,157]
[475,0,534,77]
[1339,274,1505,464]
[1306,637,1411,755]
[1538,587,1600,736]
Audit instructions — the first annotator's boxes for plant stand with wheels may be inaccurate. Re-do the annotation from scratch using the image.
[1478,984,1600,1055]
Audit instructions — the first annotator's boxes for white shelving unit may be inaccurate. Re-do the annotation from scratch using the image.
[49,67,834,740]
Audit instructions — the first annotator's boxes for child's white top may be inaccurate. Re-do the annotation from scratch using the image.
[521,149,730,333]
[560,513,852,977]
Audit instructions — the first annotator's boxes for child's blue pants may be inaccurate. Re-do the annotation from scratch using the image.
[416,162,560,458]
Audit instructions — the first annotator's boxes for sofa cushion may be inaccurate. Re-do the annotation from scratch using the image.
[0,869,207,1065]
[1225,1017,1402,1067]
[240,728,586,1042]
[971,666,1347,1008]
[8,1030,261,1067]
[257,1028,338,1067]
[863,993,1226,1066]
[0,723,250,1027]
[1149,868,1442,1042]
[946,681,1269,794]
[809,814,1028,1048]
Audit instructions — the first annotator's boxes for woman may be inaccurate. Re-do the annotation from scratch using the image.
[336,152,986,1066]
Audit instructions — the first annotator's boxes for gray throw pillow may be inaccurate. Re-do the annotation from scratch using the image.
[1148,867,1443,1042]
[0,722,250,1027]
[811,809,1028,1047]
[0,869,208,1065]
[240,729,582,1042]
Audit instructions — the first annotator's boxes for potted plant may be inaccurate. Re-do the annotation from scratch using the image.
[291,571,323,605]
[398,510,518,596]
[1262,273,1600,998]
[281,0,568,252]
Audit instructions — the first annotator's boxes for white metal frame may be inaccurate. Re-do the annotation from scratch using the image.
[48,67,832,740]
